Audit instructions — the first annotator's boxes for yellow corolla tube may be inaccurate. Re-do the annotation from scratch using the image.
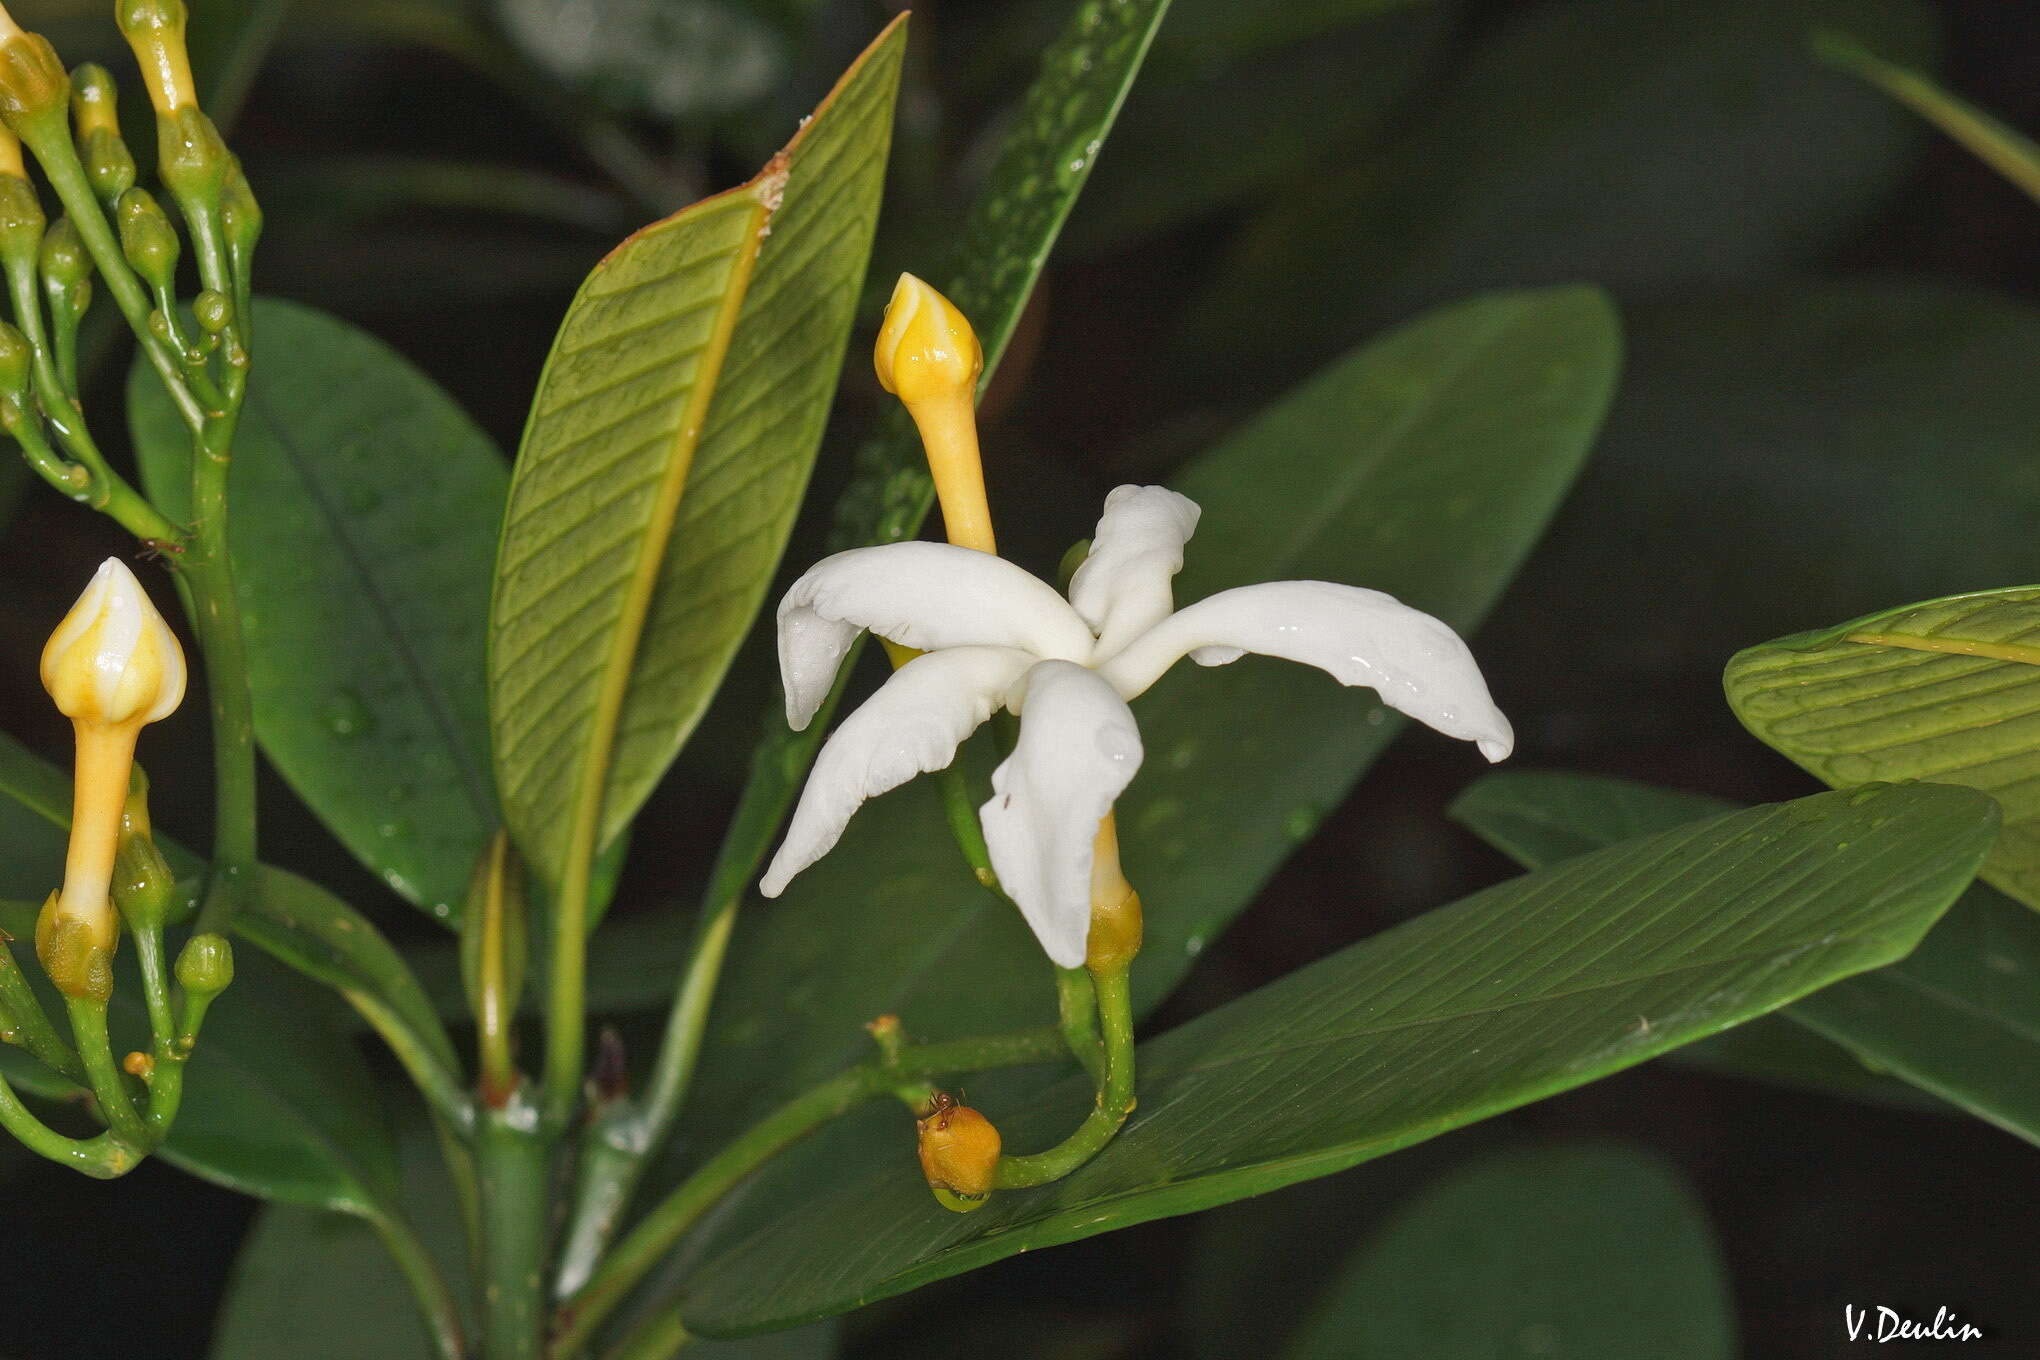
[38,557,185,994]
[874,273,994,555]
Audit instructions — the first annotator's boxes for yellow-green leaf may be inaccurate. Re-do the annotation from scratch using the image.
[488,18,906,893]
[1725,586,2040,911]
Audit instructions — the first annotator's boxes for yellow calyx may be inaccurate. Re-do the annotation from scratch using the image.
[917,1092,1001,1208]
[1085,814,1142,974]
[39,559,185,989]
[875,273,995,555]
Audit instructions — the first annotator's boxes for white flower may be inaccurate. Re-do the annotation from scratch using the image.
[760,485,1513,967]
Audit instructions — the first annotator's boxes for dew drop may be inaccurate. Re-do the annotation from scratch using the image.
[377,818,412,840]
[1283,805,1318,841]
[323,688,376,739]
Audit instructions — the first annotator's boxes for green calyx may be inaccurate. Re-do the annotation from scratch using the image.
[38,215,88,287]
[0,174,43,260]
[173,932,232,997]
[0,33,70,140]
[115,187,178,290]
[155,104,227,208]
[112,829,176,932]
[35,901,113,1003]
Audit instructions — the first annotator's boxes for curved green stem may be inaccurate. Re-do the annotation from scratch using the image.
[550,1026,1070,1359]
[368,1206,469,1360]
[993,966,1136,1189]
[1054,965,1105,1084]
[181,537,259,935]
[64,994,151,1147]
[0,939,84,1084]
[0,1070,140,1178]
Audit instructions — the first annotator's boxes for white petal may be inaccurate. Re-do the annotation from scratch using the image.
[776,542,1095,729]
[760,646,1035,898]
[1097,580,1514,761]
[980,661,1144,968]
[1069,485,1203,660]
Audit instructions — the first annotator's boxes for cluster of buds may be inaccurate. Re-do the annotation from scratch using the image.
[0,0,258,536]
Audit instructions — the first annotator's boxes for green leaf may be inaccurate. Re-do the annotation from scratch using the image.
[1189,0,1936,375]
[1064,3,1457,251]
[681,782,1993,1333]
[130,299,506,923]
[681,286,1620,1154]
[1287,1143,1733,1360]
[1453,770,2040,1145]
[1814,28,2040,205]
[488,18,905,894]
[1479,280,2040,706]
[1725,588,2040,912]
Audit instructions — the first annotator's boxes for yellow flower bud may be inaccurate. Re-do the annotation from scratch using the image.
[874,273,981,406]
[916,1092,1001,1207]
[0,23,69,138]
[115,0,196,116]
[39,560,185,988]
[874,274,996,555]
[42,556,185,727]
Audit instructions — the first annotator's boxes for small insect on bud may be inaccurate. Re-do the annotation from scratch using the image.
[916,1092,1001,1212]
[71,64,135,205]
[0,18,70,142]
[173,932,232,997]
[42,557,185,729]
[116,187,178,291]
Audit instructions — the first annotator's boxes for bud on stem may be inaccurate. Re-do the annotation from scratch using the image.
[115,0,195,116]
[71,64,135,206]
[874,273,994,555]
[916,1091,1000,1211]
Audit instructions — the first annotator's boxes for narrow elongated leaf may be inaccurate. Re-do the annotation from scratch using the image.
[682,782,1994,1333]
[1815,29,2040,205]
[131,299,506,923]
[681,287,1620,1156]
[1725,587,2040,911]
[488,19,905,892]
[1454,770,2040,1145]
[1286,1143,1733,1360]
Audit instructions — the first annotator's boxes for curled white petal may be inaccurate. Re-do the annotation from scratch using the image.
[760,646,1034,898]
[1096,580,1513,761]
[1069,485,1202,660]
[776,542,1095,730]
[980,660,1144,968]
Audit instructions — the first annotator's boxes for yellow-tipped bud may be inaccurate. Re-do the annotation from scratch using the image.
[874,274,996,555]
[116,0,195,116]
[69,62,118,135]
[875,273,981,406]
[72,64,135,204]
[42,557,185,728]
[0,26,68,138]
[916,1092,1001,1208]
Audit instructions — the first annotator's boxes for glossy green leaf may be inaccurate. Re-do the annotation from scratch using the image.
[488,19,905,893]
[1189,0,1935,374]
[1726,588,2040,912]
[1815,28,2040,205]
[679,286,1620,1157]
[130,299,506,924]
[682,782,1993,1333]
[1287,1143,1733,1360]
[1454,770,2040,1145]
[1479,281,2040,707]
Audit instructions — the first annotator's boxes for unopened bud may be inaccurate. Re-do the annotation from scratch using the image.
[72,64,135,205]
[0,168,38,259]
[116,187,177,290]
[173,931,232,996]
[875,273,981,405]
[220,163,260,259]
[916,1092,1000,1209]
[193,289,229,333]
[42,557,185,727]
[39,215,87,288]
[115,0,195,116]
[155,104,227,210]
[122,1050,152,1078]
[0,27,70,140]
[112,824,175,931]
[0,320,30,394]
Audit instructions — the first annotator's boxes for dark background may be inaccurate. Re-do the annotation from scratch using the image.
[1,0,2037,1354]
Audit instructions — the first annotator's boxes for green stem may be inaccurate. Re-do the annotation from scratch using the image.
[367,1207,469,1360]
[937,762,999,890]
[0,940,84,1084]
[133,924,176,1049]
[183,509,259,936]
[551,1027,1069,1359]
[480,1093,552,1360]
[0,1071,140,1178]
[601,1308,692,1360]
[348,988,474,1136]
[993,966,1136,1189]
[64,994,151,1147]
[1053,965,1106,1085]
